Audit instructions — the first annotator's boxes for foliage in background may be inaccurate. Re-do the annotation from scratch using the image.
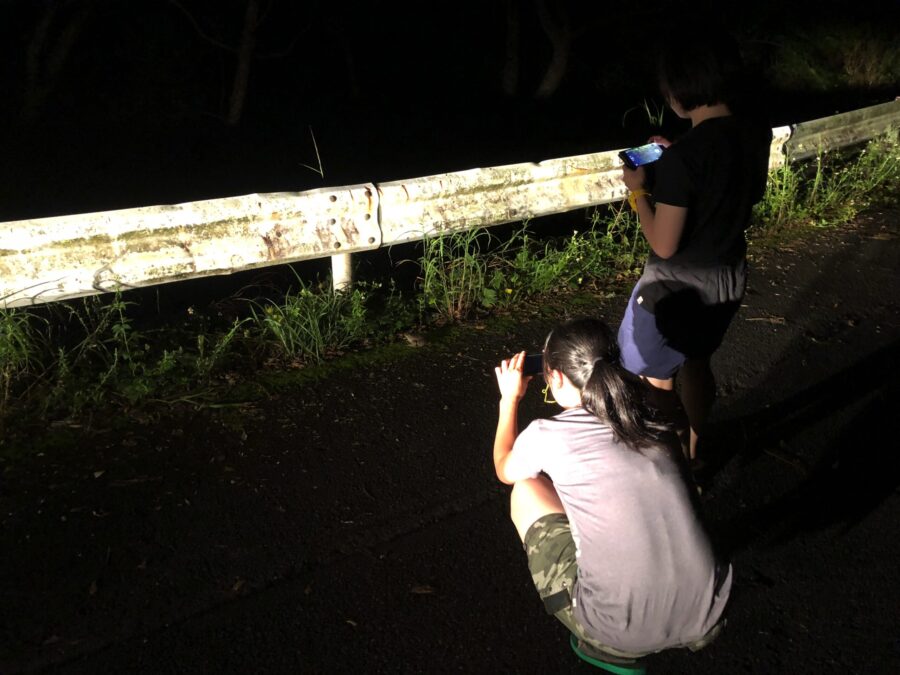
[0,132,897,435]
[767,23,900,92]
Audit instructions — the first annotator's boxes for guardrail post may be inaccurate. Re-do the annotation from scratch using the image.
[331,252,353,291]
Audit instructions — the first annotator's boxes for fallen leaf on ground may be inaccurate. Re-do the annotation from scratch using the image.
[400,332,426,347]
[109,476,162,486]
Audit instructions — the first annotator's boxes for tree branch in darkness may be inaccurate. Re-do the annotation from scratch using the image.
[167,0,237,53]
[226,0,260,126]
[533,0,574,98]
[501,0,520,96]
[20,0,94,122]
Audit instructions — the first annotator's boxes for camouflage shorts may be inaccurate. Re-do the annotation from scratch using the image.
[523,513,648,660]
[523,513,580,634]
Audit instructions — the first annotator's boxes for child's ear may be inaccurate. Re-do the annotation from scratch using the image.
[548,369,565,389]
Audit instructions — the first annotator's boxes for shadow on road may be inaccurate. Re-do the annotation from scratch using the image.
[707,338,899,554]
[697,217,899,556]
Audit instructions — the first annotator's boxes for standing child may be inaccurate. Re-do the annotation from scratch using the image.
[493,318,730,662]
[618,31,772,461]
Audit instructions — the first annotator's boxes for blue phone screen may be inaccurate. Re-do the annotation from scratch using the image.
[622,143,664,168]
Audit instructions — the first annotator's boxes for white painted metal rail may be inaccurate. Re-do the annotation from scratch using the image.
[1,99,897,308]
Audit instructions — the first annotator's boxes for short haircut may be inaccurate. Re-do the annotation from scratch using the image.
[657,33,744,111]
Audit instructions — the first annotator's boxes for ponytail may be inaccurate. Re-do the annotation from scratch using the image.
[544,318,670,450]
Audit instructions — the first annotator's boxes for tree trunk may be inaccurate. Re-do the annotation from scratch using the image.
[20,2,91,123]
[501,0,520,96]
[225,0,260,126]
[533,0,572,99]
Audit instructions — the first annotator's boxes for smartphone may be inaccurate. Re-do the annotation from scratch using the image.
[522,353,543,376]
[618,143,664,170]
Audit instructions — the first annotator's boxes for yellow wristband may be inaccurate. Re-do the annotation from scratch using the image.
[628,189,650,212]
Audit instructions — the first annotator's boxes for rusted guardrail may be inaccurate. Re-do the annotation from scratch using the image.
[1,99,897,308]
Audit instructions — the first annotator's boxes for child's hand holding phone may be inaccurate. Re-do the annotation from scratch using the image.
[495,351,530,402]
[618,142,665,170]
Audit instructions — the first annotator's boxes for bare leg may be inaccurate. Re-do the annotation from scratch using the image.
[678,356,715,461]
[645,376,673,391]
[510,475,566,542]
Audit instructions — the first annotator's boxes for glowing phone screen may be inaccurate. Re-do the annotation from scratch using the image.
[621,143,664,168]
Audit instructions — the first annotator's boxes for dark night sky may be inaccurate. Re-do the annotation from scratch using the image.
[0,0,896,221]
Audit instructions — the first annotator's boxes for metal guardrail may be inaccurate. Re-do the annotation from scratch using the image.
[786,99,900,161]
[1,100,897,309]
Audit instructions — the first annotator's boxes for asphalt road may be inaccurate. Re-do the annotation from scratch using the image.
[1,208,898,674]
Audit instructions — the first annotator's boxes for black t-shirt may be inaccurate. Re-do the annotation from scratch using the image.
[650,115,771,267]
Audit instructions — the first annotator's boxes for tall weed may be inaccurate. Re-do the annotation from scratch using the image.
[250,274,369,363]
[622,98,666,129]
[752,161,807,235]
[44,291,249,411]
[194,318,250,378]
[417,228,492,322]
[0,308,44,415]
[577,206,646,275]
[485,226,568,307]
[42,293,139,411]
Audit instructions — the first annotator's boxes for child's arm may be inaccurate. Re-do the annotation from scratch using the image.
[493,351,530,485]
[623,164,687,259]
[633,197,687,259]
[494,398,520,485]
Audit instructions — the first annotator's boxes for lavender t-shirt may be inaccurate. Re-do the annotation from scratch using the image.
[507,406,731,654]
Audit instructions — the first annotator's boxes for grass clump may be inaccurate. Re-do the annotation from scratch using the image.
[0,291,256,428]
[415,206,645,324]
[752,130,900,238]
[416,227,493,323]
[249,270,370,364]
[486,207,645,309]
[0,307,45,418]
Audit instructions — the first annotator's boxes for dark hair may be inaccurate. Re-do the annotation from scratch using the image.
[657,32,744,112]
[543,318,671,451]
